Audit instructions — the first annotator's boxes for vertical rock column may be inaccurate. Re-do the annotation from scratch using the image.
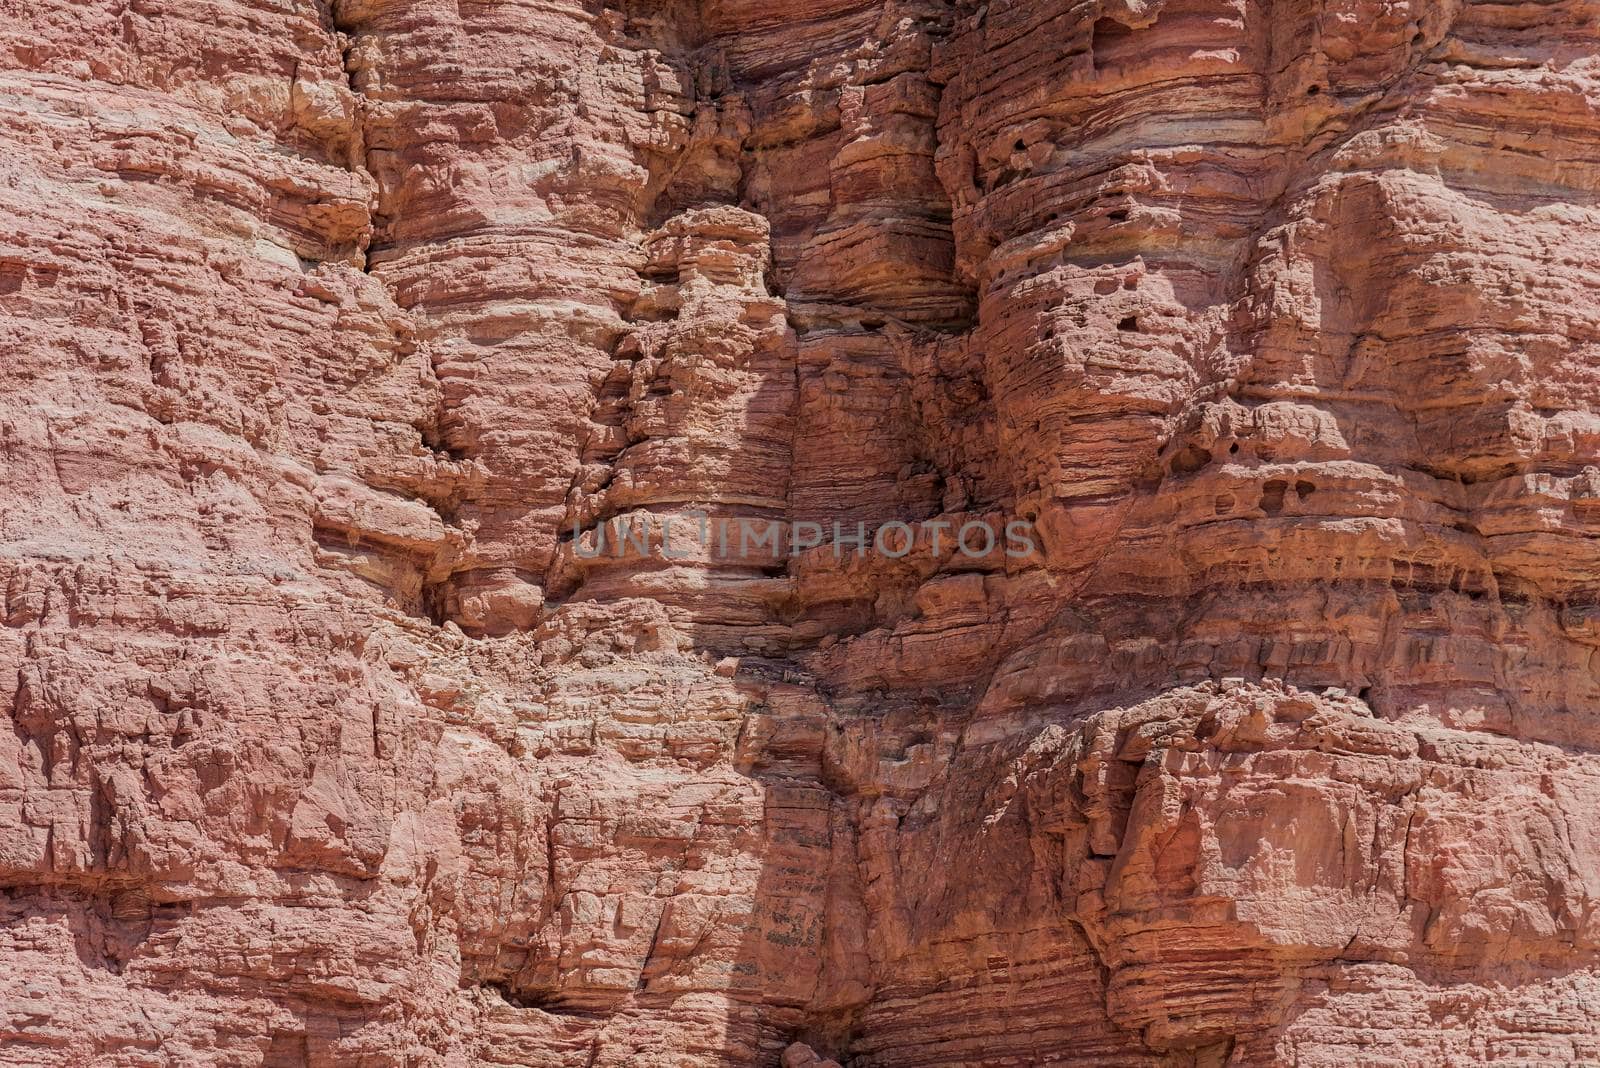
[553,206,799,647]
[339,0,682,634]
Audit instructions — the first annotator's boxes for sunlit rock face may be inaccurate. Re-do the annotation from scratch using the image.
[3,0,1600,1063]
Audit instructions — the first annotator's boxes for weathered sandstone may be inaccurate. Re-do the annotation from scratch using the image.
[2,0,1600,1064]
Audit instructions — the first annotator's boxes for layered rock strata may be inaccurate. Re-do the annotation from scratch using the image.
[2,0,1600,1064]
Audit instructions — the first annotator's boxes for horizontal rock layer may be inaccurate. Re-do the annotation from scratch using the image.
[2,0,1599,1064]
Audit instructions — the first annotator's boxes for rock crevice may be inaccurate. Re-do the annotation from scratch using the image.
[4,0,1600,1064]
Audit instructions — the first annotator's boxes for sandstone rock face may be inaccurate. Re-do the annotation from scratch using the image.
[3,0,1600,1064]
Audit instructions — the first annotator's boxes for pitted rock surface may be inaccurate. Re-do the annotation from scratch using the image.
[3,0,1600,1064]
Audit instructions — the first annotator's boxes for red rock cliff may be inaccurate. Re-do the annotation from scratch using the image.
[3,0,1600,1064]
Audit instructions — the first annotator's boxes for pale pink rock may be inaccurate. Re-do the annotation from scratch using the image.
[2,0,1600,1064]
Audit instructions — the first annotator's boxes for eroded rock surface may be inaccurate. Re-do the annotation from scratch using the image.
[2,0,1600,1063]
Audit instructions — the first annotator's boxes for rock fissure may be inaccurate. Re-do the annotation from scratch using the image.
[5,0,1600,1063]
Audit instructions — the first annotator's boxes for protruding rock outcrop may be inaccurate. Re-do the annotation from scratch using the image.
[3,0,1600,1064]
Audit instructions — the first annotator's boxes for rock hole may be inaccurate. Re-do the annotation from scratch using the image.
[861,317,885,330]
[632,304,679,323]
[484,981,566,1012]
[1228,442,1239,455]
[1170,445,1211,475]
[1014,139,1027,152]
[1117,316,1139,332]
[1092,17,1134,55]
[1295,480,1315,498]
[1306,84,1321,96]
[1260,479,1288,516]
[1108,209,1129,222]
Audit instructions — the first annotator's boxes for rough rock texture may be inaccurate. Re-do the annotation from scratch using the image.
[3,0,1600,1064]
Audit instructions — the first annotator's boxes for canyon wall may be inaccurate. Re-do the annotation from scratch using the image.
[3,0,1600,1063]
